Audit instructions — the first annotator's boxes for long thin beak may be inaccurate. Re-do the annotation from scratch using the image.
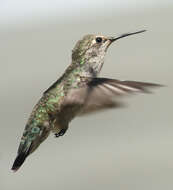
[110,30,146,42]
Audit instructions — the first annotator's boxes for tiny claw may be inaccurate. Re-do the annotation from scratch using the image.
[54,129,67,138]
[54,133,60,138]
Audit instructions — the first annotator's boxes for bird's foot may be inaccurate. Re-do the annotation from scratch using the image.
[54,129,67,138]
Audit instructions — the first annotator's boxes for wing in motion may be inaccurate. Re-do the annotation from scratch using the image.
[65,77,162,115]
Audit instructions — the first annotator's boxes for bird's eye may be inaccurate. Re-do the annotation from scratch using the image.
[95,37,103,43]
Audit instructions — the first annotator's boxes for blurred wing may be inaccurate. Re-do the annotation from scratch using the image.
[65,77,162,116]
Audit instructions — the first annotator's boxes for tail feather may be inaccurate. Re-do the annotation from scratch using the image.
[12,126,51,172]
[11,151,30,172]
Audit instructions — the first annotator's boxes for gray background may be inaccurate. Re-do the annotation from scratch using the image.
[0,1,173,190]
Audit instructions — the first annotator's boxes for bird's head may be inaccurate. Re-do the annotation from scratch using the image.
[72,30,146,76]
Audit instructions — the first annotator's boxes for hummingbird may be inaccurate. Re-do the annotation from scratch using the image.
[12,30,161,171]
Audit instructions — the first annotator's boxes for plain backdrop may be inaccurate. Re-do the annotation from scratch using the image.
[0,1,173,190]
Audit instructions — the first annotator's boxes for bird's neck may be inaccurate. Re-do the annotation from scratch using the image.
[70,55,105,78]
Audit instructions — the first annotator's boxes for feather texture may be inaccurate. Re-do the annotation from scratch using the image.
[65,77,162,115]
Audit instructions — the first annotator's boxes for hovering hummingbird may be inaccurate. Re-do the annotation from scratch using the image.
[12,30,161,171]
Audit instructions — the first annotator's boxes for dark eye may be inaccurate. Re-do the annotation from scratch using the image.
[95,37,103,43]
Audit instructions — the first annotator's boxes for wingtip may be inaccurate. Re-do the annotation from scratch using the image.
[156,84,165,88]
[140,83,164,94]
[149,83,165,87]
